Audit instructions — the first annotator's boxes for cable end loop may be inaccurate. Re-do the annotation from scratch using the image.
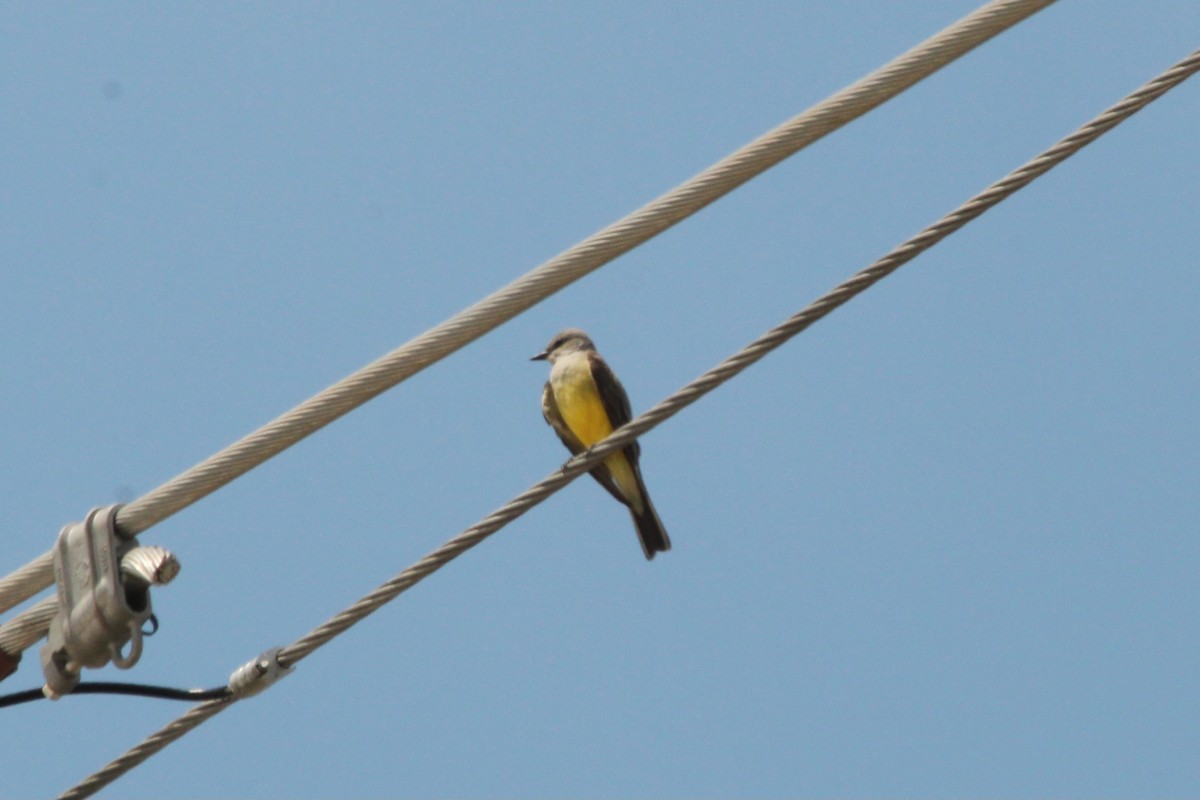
[227,647,293,699]
[120,545,181,588]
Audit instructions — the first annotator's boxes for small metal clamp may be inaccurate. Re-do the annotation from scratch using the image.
[39,505,161,698]
[227,648,293,699]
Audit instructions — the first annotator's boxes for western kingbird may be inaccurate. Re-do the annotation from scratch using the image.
[532,328,671,559]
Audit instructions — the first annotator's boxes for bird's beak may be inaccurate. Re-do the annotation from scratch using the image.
[530,350,549,361]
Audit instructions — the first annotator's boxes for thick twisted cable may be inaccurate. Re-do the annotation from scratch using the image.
[0,552,53,618]
[59,47,1200,800]
[0,0,1054,624]
[0,597,55,658]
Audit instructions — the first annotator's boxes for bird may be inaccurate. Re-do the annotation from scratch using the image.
[532,328,671,559]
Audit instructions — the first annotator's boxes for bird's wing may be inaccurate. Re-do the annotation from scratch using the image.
[588,350,641,461]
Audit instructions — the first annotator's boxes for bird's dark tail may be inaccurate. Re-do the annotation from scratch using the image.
[631,473,671,560]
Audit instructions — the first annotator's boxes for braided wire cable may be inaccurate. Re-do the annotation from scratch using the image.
[0,552,53,617]
[58,698,233,800]
[0,598,55,659]
[0,0,1053,624]
[281,46,1200,665]
[58,45,1200,800]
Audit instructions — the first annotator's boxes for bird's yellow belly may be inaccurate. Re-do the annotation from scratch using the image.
[551,361,641,510]
[555,377,613,447]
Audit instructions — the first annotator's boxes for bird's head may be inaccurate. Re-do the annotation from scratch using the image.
[531,328,596,363]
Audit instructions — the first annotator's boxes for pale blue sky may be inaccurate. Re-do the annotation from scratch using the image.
[2,2,1198,797]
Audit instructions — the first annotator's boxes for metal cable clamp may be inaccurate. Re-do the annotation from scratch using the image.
[39,505,178,698]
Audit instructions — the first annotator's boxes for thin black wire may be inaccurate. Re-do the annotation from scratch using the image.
[0,682,229,709]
